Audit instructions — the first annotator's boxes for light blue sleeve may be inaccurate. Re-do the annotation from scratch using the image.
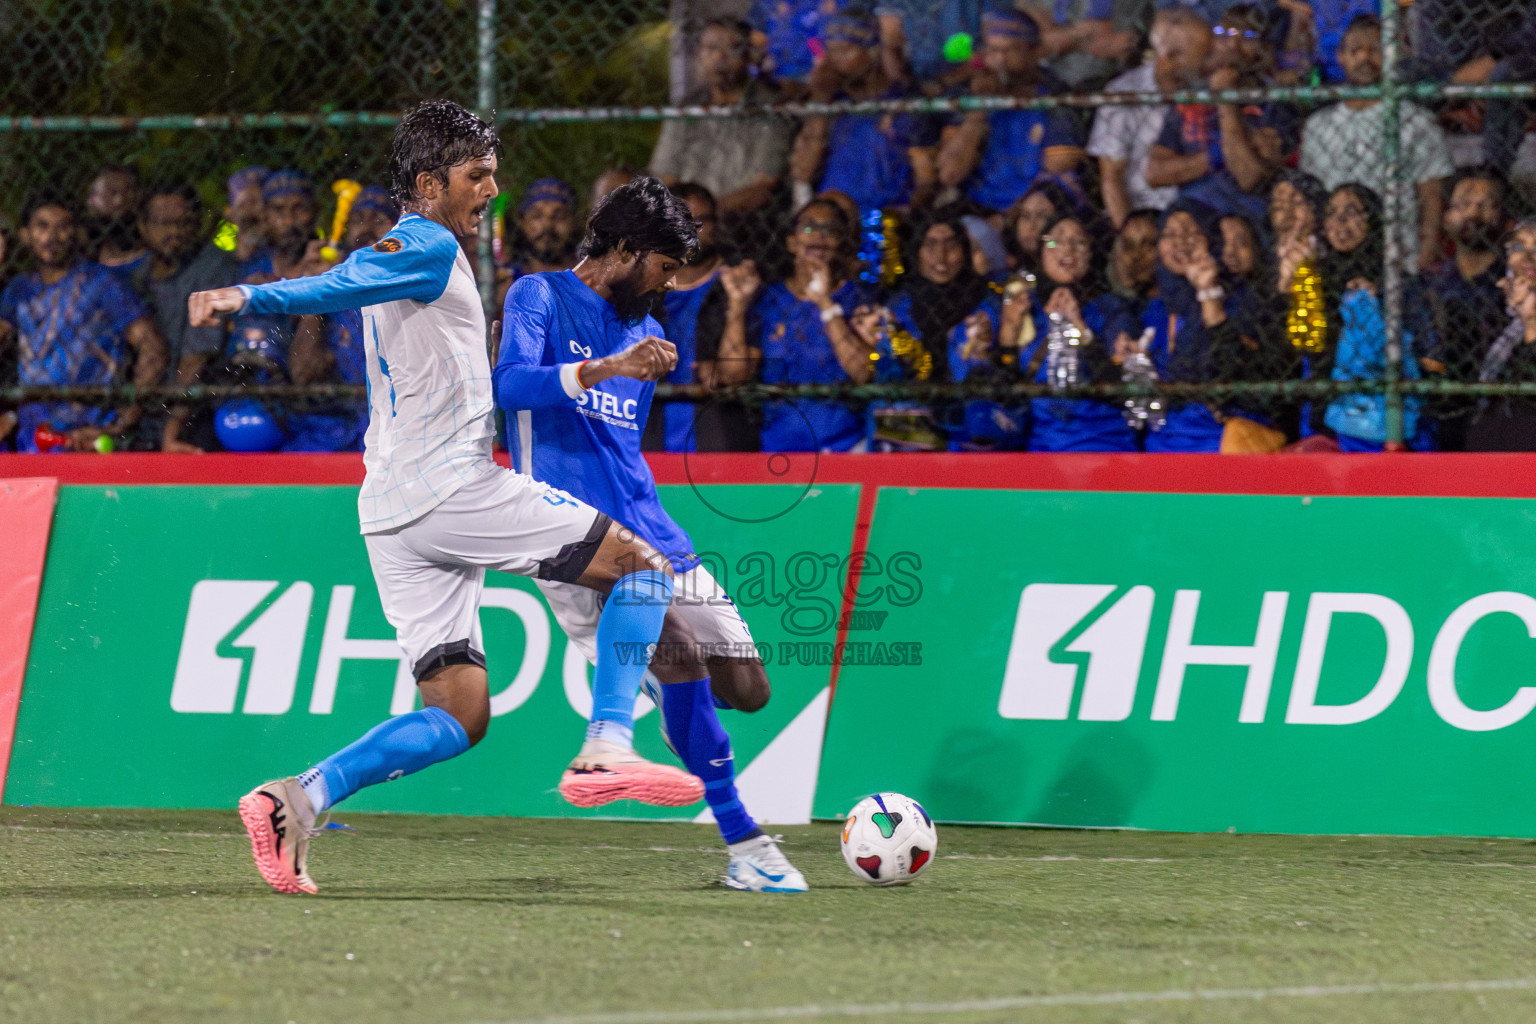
[238,217,457,316]
[494,274,583,410]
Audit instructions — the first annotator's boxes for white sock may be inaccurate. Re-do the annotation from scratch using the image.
[583,719,634,750]
[296,767,330,815]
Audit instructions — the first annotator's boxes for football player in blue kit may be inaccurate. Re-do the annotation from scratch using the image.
[496,177,808,892]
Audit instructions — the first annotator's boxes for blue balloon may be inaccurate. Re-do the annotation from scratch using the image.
[215,399,285,452]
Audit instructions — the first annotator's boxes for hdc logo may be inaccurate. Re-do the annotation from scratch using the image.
[168,579,653,721]
[1000,584,1536,732]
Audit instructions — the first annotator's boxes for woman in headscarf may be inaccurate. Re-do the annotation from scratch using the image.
[755,198,879,452]
[884,216,994,381]
[1319,182,1436,451]
[957,211,1138,451]
[1219,211,1269,295]
[1003,179,1082,278]
[870,215,996,449]
[1270,169,1332,436]
[1106,209,1162,315]
[1140,197,1279,452]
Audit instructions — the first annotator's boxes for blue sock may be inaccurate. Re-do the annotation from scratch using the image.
[657,677,761,845]
[589,570,674,743]
[313,705,470,810]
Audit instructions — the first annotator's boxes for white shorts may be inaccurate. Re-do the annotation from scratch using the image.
[365,468,611,678]
[538,564,758,667]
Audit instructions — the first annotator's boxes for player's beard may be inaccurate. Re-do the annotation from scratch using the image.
[608,274,661,326]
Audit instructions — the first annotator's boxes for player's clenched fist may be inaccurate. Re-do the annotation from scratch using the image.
[610,335,677,382]
[188,287,247,328]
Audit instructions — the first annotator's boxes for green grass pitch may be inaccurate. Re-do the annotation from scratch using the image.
[3,806,1536,1024]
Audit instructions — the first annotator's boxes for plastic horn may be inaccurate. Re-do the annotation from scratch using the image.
[33,424,67,451]
[319,179,363,262]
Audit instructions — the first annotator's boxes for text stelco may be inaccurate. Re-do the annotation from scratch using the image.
[1002,584,1536,733]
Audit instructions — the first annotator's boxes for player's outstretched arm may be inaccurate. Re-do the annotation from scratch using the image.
[188,221,457,326]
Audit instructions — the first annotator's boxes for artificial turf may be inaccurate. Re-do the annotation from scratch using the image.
[2,805,1535,1024]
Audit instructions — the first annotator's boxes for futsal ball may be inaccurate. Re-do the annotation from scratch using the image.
[841,792,938,886]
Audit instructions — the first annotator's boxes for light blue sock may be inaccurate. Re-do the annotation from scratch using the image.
[588,570,674,743]
[656,677,761,845]
[311,705,470,811]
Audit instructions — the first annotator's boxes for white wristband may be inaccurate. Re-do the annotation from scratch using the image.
[1197,286,1226,304]
[559,360,590,399]
[820,303,845,324]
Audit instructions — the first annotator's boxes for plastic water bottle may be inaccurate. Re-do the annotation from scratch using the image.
[1044,311,1081,390]
[1121,328,1165,431]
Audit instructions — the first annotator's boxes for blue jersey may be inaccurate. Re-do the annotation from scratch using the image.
[495,270,697,570]
[874,0,984,83]
[750,0,845,79]
[1156,102,1297,222]
[0,261,147,451]
[757,279,871,452]
[819,83,939,211]
[1022,295,1140,453]
[229,250,294,372]
[101,252,152,283]
[284,309,368,453]
[657,273,719,453]
[961,91,1082,212]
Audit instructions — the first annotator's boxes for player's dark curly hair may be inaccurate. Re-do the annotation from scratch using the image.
[578,176,699,264]
[389,99,502,209]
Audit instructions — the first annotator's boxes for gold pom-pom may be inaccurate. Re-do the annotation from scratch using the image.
[1286,258,1328,354]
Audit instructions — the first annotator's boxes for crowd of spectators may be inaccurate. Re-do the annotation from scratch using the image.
[5,0,1536,454]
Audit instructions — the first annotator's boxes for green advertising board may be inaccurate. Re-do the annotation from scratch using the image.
[10,482,858,820]
[816,489,1536,837]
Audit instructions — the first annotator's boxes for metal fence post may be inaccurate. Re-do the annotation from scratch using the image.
[477,0,499,328]
[1380,0,1406,447]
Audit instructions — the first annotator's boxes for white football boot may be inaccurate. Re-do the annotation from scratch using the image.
[724,834,808,893]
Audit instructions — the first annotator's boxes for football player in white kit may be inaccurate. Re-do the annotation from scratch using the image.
[190,100,703,895]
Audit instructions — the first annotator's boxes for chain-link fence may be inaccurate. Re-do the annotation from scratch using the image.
[3,0,1536,453]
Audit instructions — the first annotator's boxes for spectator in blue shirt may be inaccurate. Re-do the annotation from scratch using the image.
[870,215,996,449]
[788,11,940,216]
[1010,212,1140,451]
[1320,183,1435,452]
[495,178,576,311]
[1145,4,1293,222]
[937,10,1086,215]
[750,0,845,82]
[0,190,167,452]
[221,166,269,263]
[343,185,399,254]
[284,308,369,453]
[874,0,986,94]
[1141,197,1275,451]
[645,183,727,453]
[268,186,397,453]
[85,164,149,278]
[229,170,321,372]
[756,198,877,451]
